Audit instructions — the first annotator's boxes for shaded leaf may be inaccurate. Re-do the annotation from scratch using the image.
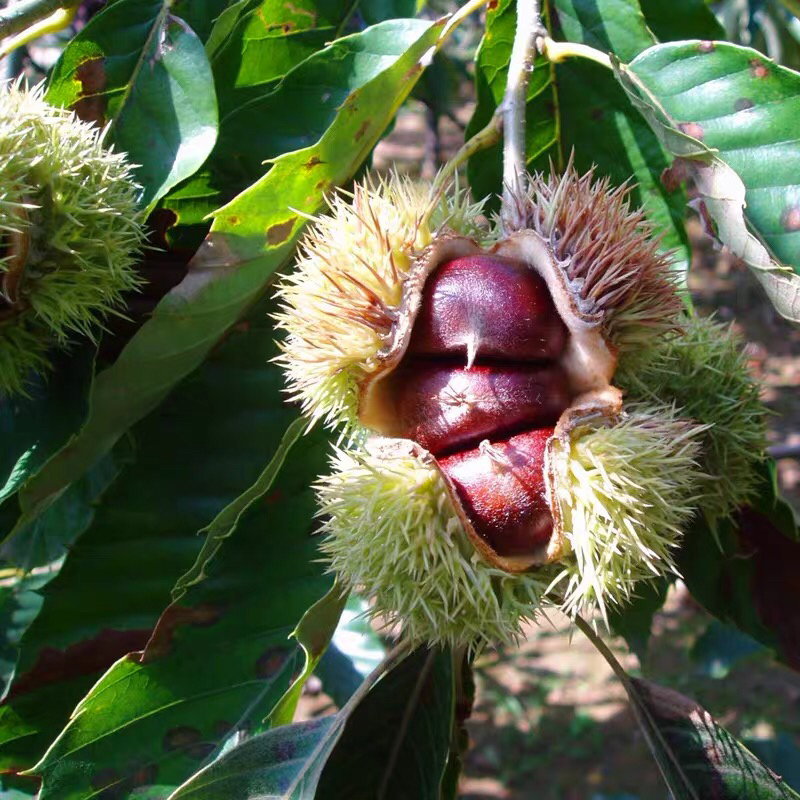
[172,0,232,42]
[0,315,299,775]
[31,424,332,800]
[618,40,800,321]
[316,648,455,800]
[14,17,446,530]
[168,647,452,800]
[608,576,670,662]
[691,620,770,679]
[171,415,307,597]
[679,504,800,673]
[360,0,418,26]
[270,582,349,727]
[0,347,93,507]
[638,0,724,43]
[46,0,218,209]
[1,444,125,572]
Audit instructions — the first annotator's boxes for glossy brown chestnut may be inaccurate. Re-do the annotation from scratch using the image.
[407,255,568,363]
[390,254,572,558]
[438,430,554,557]
[387,361,570,456]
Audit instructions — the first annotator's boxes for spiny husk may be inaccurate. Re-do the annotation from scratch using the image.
[508,162,684,351]
[317,407,706,648]
[277,168,732,645]
[0,82,146,395]
[274,173,487,428]
[548,407,705,622]
[615,314,766,521]
[316,439,550,650]
[276,167,682,430]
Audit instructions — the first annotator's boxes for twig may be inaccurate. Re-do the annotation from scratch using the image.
[539,35,613,70]
[500,0,542,232]
[768,443,800,460]
[0,1,78,60]
[440,0,492,47]
[428,111,502,204]
[0,0,70,40]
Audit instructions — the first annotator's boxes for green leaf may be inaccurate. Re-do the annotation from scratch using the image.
[619,40,800,321]
[582,621,800,799]
[30,426,332,800]
[0,347,93,507]
[315,648,455,800]
[270,582,348,728]
[46,0,218,209]
[608,576,670,662]
[637,0,724,42]
[628,677,800,799]
[206,0,357,116]
[555,0,654,62]
[162,15,443,250]
[14,16,445,531]
[0,315,300,775]
[168,647,452,800]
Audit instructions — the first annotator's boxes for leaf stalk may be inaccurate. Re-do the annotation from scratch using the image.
[0,0,77,54]
[539,36,613,70]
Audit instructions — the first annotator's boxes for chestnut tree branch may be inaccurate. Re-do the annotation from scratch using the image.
[429,111,502,204]
[501,0,544,232]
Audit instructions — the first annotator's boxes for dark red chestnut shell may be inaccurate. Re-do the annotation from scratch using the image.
[378,254,574,559]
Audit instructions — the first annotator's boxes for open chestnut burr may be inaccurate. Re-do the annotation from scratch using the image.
[275,168,763,648]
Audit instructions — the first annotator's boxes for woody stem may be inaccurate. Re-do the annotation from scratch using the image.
[501,0,543,232]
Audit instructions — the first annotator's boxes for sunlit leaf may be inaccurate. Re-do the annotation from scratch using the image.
[12,17,446,533]
[46,0,218,209]
[618,40,800,321]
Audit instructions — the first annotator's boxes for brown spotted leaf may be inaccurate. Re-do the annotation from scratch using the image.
[46,0,218,209]
[167,648,453,800]
[0,312,320,784]
[10,17,446,538]
[627,677,800,799]
[616,40,800,322]
[27,387,332,799]
[583,622,800,799]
